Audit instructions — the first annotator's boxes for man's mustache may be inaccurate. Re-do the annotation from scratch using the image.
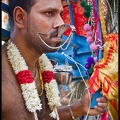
[37,24,71,38]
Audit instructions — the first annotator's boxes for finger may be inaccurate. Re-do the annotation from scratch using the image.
[89,108,101,116]
[96,97,108,103]
[94,106,106,115]
[97,102,108,109]
[89,107,106,116]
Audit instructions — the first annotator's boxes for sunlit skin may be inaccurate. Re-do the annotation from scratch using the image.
[2,0,108,120]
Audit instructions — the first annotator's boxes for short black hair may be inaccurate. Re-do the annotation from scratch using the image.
[8,0,36,31]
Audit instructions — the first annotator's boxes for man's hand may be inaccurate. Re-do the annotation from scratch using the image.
[81,89,108,116]
[89,96,108,116]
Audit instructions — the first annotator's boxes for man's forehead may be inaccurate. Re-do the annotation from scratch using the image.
[34,0,63,11]
[36,0,62,6]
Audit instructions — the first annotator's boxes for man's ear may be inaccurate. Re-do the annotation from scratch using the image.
[13,6,27,29]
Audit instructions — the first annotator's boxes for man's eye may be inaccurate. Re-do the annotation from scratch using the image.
[46,11,53,16]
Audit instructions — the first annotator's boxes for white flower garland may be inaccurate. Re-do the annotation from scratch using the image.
[7,42,61,120]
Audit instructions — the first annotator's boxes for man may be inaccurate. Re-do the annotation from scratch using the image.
[2,0,108,120]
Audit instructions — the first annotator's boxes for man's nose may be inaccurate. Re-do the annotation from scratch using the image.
[52,16,65,29]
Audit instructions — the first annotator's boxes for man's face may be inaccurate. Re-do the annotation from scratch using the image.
[26,0,64,53]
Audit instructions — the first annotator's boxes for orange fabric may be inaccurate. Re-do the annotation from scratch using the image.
[88,33,118,98]
[61,1,88,36]
[108,99,118,120]
[88,33,118,120]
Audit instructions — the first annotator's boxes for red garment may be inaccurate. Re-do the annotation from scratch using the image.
[61,1,88,36]
[99,110,108,120]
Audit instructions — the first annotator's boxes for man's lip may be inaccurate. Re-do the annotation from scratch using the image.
[37,32,62,40]
[50,38,63,45]
[37,32,58,38]
[52,33,58,38]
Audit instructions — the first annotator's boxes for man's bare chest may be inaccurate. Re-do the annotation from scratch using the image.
[2,74,53,120]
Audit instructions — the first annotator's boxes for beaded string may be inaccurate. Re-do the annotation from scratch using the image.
[98,0,107,41]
